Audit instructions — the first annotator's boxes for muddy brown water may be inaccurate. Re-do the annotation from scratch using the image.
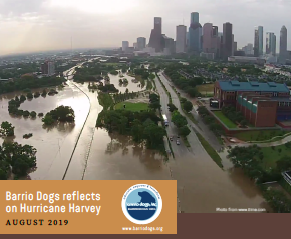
[0,68,270,212]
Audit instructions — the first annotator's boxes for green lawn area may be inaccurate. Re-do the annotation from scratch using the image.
[196,133,223,169]
[213,111,237,128]
[114,102,148,112]
[260,145,291,169]
[197,84,214,96]
[235,130,286,142]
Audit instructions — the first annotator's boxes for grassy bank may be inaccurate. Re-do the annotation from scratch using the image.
[235,130,285,142]
[196,133,224,169]
[115,102,148,112]
[260,144,291,169]
[213,111,237,128]
[98,92,114,110]
[96,93,114,127]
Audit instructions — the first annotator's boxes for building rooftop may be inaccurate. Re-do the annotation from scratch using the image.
[218,80,290,93]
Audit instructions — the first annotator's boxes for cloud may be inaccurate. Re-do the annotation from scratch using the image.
[0,0,290,55]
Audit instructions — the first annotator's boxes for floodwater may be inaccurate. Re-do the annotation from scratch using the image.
[104,71,146,93]
[0,66,270,213]
[0,84,89,180]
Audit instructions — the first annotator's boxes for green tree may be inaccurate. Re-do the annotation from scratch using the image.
[1,142,37,178]
[42,114,55,126]
[30,111,37,118]
[183,101,193,113]
[143,120,166,149]
[23,111,30,117]
[172,111,188,128]
[26,92,33,99]
[20,95,26,102]
[179,125,191,137]
[167,103,178,112]
[131,120,144,143]
[0,121,15,137]
[276,156,291,172]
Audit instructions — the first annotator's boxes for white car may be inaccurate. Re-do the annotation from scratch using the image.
[176,140,181,145]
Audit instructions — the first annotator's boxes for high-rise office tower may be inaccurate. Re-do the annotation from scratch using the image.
[279,25,288,64]
[176,25,187,53]
[233,42,238,52]
[222,22,233,60]
[148,17,162,52]
[122,41,129,52]
[188,12,202,52]
[266,32,276,56]
[202,23,220,58]
[41,61,55,76]
[137,37,146,50]
[254,26,263,57]
[232,34,235,56]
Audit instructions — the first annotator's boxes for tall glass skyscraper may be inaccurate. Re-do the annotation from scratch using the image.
[222,22,233,60]
[148,17,162,52]
[188,12,202,53]
[279,25,288,64]
[266,32,276,56]
[254,26,263,57]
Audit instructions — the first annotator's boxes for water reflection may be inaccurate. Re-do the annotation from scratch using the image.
[84,129,171,180]
[104,71,146,93]
[227,167,259,199]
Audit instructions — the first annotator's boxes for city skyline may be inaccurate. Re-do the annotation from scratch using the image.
[0,0,290,55]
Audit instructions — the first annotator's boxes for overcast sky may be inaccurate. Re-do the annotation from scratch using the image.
[0,0,290,56]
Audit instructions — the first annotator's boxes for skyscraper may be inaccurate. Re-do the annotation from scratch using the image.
[188,12,202,53]
[137,37,146,50]
[202,23,220,58]
[222,22,233,60]
[232,34,235,56]
[254,26,263,57]
[148,17,162,52]
[266,32,276,56]
[279,25,288,64]
[122,41,129,52]
[176,25,187,53]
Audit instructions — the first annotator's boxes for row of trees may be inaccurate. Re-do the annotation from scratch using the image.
[0,76,65,95]
[7,89,57,118]
[98,84,119,93]
[197,106,224,136]
[42,105,75,126]
[74,62,128,83]
[228,145,291,212]
[221,106,248,127]
[171,111,191,137]
[113,91,139,104]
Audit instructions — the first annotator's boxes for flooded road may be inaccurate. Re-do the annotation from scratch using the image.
[0,65,270,212]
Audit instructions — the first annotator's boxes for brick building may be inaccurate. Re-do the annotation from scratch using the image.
[214,80,291,127]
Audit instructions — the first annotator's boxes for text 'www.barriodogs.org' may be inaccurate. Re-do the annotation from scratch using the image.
[122,226,163,232]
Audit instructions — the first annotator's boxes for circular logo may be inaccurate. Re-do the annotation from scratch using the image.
[121,184,162,225]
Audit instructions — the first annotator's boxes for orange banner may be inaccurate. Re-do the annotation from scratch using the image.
[0,180,177,234]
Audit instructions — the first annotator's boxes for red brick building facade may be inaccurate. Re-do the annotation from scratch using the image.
[214,80,291,127]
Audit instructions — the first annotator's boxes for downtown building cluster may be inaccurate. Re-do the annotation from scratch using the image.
[120,12,289,64]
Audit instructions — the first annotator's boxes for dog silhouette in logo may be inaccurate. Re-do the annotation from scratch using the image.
[138,191,156,204]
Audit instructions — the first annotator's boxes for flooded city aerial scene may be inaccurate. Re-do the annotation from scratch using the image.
[1,0,291,214]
